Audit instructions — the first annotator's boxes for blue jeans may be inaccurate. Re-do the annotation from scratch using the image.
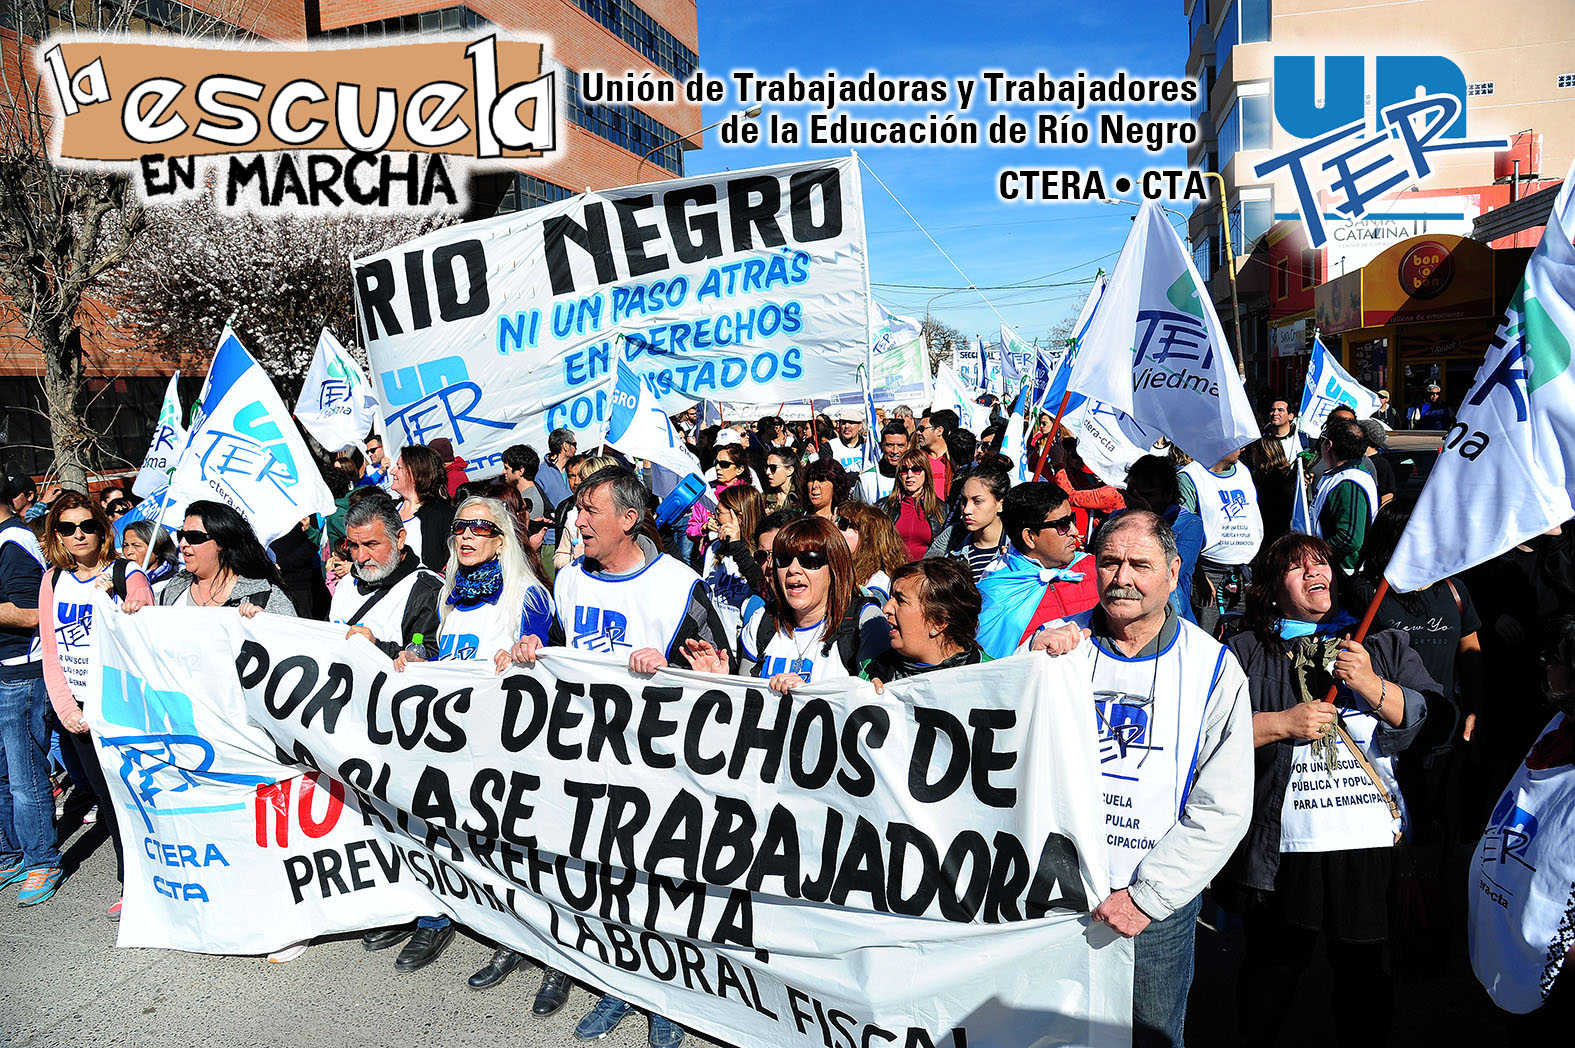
[1131,892,1202,1048]
[0,675,62,870]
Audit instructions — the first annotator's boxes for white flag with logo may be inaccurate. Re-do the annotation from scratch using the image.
[132,371,186,498]
[1067,201,1257,467]
[1063,397,1159,487]
[163,327,336,546]
[604,348,706,486]
[1290,469,1313,535]
[1387,164,1575,593]
[294,328,380,453]
[1298,336,1381,439]
[932,361,989,433]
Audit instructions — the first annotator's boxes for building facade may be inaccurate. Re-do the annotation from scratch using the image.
[1183,0,1575,418]
[1,0,700,476]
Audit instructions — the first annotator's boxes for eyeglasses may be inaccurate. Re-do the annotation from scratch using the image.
[753,549,773,566]
[105,500,132,516]
[176,528,212,545]
[899,466,926,475]
[451,518,503,537]
[776,549,829,570]
[55,519,104,538]
[716,459,741,470]
[1036,513,1077,535]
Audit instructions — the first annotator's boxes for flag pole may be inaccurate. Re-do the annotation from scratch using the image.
[1321,578,1391,704]
[1029,389,1074,482]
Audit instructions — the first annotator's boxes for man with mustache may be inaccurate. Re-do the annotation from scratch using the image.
[1032,510,1253,1048]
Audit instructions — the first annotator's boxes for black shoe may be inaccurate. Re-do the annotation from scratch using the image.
[362,926,412,952]
[533,967,571,1016]
[394,925,454,972]
[468,947,523,990]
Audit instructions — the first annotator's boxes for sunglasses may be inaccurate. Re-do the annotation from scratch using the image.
[765,463,789,473]
[176,528,212,545]
[55,519,104,538]
[451,518,503,537]
[776,549,829,570]
[716,459,741,470]
[899,466,927,475]
[835,516,856,531]
[753,549,773,566]
[1036,513,1077,535]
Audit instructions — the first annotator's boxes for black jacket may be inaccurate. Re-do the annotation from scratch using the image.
[1218,627,1438,894]
[412,500,455,572]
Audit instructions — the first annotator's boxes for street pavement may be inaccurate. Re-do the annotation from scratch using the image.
[3,809,1513,1047]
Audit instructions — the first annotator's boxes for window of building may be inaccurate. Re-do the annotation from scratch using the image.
[1188,0,1210,52]
[1467,82,1494,96]
[318,5,489,39]
[1559,73,1575,88]
[1218,84,1271,169]
[1215,0,1270,70]
[562,64,685,174]
[469,172,574,218]
[1300,249,1317,288]
[571,0,697,82]
[1275,259,1289,300]
[1193,234,1214,281]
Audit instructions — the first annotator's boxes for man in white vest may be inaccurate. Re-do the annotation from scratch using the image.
[827,407,866,473]
[335,494,458,972]
[858,420,909,503]
[1177,449,1263,634]
[1312,415,1379,575]
[511,465,730,1048]
[1037,510,1253,1048]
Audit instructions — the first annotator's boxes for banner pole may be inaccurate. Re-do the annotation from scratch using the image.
[1320,577,1391,704]
[1029,390,1074,482]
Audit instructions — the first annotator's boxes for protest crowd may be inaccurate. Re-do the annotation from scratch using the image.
[4,378,1574,1047]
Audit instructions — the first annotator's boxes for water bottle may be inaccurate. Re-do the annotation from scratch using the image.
[404,633,427,662]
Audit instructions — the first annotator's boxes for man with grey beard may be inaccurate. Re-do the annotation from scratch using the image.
[1031,510,1252,1048]
[328,492,443,660]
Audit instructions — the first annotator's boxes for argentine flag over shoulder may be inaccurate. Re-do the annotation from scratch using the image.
[1068,202,1257,467]
[1299,336,1381,439]
[294,328,380,453]
[161,327,335,546]
[1387,163,1575,594]
[132,371,186,498]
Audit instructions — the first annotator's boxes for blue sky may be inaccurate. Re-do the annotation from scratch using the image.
[684,0,1193,344]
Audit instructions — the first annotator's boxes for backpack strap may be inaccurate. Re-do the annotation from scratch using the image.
[1443,577,1463,617]
[753,609,777,669]
[112,558,129,601]
[826,593,880,671]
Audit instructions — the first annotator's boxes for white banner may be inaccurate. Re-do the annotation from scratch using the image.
[91,609,1132,1047]
[932,361,990,434]
[132,372,185,499]
[1297,336,1381,439]
[1386,162,1575,593]
[1067,202,1257,468]
[356,157,871,480]
[294,328,380,454]
[162,328,336,546]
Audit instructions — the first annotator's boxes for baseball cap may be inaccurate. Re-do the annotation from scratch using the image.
[2,473,35,502]
[1377,389,1390,398]
[837,406,862,422]
[1356,417,1389,449]
[714,427,743,447]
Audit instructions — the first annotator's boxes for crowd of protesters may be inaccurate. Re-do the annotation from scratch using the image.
[1,390,1571,1047]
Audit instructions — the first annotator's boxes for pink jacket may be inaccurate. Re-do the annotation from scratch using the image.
[686,477,750,539]
[39,564,154,723]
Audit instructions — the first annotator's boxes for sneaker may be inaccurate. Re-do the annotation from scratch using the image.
[574,995,633,1041]
[107,897,123,921]
[82,805,98,825]
[648,1014,685,1048]
[17,868,62,906]
[268,941,308,963]
[0,864,26,890]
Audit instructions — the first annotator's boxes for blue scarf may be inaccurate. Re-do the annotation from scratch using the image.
[447,558,503,607]
[976,551,1088,658]
[1275,610,1357,640]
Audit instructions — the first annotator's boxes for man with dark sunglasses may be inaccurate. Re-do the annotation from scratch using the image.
[975,481,1099,657]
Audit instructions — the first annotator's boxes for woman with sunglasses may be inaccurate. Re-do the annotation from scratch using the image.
[37,492,154,913]
[835,502,907,605]
[802,457,854,522]
[685,445,754,559]
[761,447,804,513]
[389,443,454,572]
[394,497,551,669]
[1219,532,1437,1048]
[699,485,768,644]
[924,463,1012,582]
[684,517,888,692]
[861,557,990,688]
[881,449,945,562]
[134,501,297,615]
[118,520,179,599]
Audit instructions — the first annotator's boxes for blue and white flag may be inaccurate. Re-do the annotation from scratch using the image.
[932,361,990,433]
[1290,468,1313,535]
[132,371,185,498]
[999,386,1033,481]
[1388,161,1575,594]
[1067,203,1257,467]
[1298,336,1382,439]
[604,348,707,490]
[999,326,1035,401]
[162,327,335,546]
[294,328,380,454]
[1039,270,1108,422]
[1063,397,1158,487]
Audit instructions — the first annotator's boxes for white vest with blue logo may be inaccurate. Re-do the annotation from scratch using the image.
[1181,461,1263,566]
[1068,614,1236,891]
[53,565,144,703]
[554,552,700,659]
[739,608,854,684]
[1469,714,1575,1014]
[0,523,44,669]
[437,598,516,662]
[1311,464,1380,539]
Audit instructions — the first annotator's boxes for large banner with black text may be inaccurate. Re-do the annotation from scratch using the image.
[91,609,1131,1047]
[355,157,871,479]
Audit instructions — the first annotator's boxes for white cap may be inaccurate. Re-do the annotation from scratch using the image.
[714,427,743,447]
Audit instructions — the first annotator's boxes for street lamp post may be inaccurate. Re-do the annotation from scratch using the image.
[634,105,763,183]
[1201,170,1247,380]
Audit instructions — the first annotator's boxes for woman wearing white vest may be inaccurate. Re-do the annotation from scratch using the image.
[1220,533,1439,1048]
[37,492,154,917]
[1468,614,1575,1029]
